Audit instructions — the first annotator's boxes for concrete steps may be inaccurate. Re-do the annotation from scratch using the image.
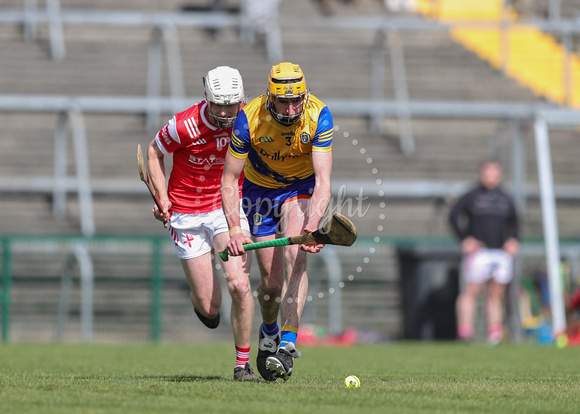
[2,10,579,238]
[0,2,578,244]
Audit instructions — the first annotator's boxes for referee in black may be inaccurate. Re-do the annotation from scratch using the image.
[449,160,520,344]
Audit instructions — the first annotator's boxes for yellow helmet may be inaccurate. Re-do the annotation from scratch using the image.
[268,62,308,99]
[267,62,309,124]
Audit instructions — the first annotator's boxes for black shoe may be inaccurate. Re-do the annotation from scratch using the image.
[256,326,280,381]
[233,362,262,382]
[194,308,220,329]
[265,343,301,381]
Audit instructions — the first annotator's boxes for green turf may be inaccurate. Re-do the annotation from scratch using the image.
[1,342,579,413]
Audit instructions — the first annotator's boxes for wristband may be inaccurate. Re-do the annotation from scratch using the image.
[229,226,242,237]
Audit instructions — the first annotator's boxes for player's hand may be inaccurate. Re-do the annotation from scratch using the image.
[461,236,483,256]
[300,227,324,253]
[226,232,253,257]
[153,199,171,225]
[503,237,520,257]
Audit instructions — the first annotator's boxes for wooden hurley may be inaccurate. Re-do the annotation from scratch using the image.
[218,212,357,261]
[137,144,167,228]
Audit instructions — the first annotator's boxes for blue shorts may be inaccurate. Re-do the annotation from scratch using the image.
[241,175,315,237]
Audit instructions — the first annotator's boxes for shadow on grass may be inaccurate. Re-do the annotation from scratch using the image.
[72,374,237,383]
[140,375,223,382]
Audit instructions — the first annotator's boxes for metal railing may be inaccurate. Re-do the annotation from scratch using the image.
[0,235,167,343]
[0,234,350,342]
[2,1,282,63]
[1,238,11,342]
[55,241,94,342]
[1,93,580,234]
[3,3,580,147]
[2,233,579,343]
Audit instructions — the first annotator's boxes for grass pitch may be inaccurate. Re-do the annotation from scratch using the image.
[1,342,579,413]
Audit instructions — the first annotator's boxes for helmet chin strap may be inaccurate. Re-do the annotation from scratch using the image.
[270,107,299,126]
[206,101,240,128]
[267,94,303,126]
[209,113,235,128]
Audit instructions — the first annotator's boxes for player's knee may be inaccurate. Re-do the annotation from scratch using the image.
[489,287,505,301]
[195,304,220,319]
[228,277,251,299]
[204,304,221,319]
[259,278,282,297]
[190,292,220,317]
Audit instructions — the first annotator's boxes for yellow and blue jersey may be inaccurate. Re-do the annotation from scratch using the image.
[228,94,333,189]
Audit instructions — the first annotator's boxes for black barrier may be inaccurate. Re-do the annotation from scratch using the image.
[398,245,461,340]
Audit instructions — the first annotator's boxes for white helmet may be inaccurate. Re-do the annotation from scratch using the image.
[204,66,245,128]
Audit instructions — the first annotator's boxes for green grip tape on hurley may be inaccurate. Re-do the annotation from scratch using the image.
[218,237,293,261]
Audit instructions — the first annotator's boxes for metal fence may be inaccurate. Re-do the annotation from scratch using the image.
[0,234,400,343]
[2,234,580,343]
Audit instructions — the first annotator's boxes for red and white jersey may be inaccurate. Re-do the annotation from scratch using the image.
[155,100,243,214]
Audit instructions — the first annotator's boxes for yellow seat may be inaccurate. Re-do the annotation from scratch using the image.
[415,0,580,107]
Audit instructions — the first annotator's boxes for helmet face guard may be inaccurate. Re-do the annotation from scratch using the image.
[268,96,305,125]
[206,102,244,129]
[203,66,245,128]
[266,62,309,125]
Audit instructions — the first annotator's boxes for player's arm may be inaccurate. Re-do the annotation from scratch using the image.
[448,194,467,240]
[147,139,171,224]
[503,196,520,257]
[302,150,333,253]
[448,191,482,255]
[221,151,252,256]
[301,106,333,252]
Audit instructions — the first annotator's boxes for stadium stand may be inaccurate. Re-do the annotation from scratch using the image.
[416,0,580,106]
[1,0,580,342]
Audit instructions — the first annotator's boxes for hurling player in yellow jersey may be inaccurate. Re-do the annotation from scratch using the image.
[221,62,333,381]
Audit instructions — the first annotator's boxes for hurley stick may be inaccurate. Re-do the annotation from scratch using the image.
[137,144,167,228]
[218,212,357,261]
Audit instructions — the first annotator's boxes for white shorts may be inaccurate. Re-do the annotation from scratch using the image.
[462,248,514,285]
[168,207,249,260]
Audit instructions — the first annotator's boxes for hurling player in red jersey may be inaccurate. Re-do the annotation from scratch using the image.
[146,66,260,381]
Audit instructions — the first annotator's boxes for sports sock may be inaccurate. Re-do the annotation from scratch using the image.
[261,318,279,339]
[457,324,474,340]
[235,346,250,368]
[488,324,503,341]
[280,326,298,349]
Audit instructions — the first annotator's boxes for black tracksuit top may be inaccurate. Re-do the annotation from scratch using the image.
[448,184,520,249]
